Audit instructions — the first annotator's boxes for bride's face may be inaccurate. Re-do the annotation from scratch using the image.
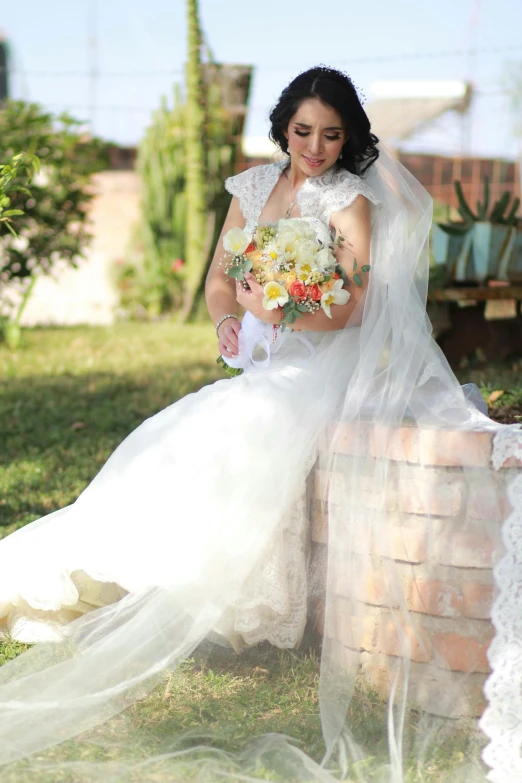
[284,97,347,177]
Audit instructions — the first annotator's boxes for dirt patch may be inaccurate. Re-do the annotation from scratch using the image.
[488,403,522,425]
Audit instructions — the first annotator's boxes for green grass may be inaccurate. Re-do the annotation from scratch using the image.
[0,322,225,538]
[0,323,502,781]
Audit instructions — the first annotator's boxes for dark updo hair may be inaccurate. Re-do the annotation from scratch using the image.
[269,66,379,176]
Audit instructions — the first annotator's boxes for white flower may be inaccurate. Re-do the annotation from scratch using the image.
[262,281,289,310]
[294,239,317,268]
[320,278,350,318]
[315,246,336,272]
[10,235,29,253]
[263,239,282,265]
[295,262,314,282]
[277,218,315,242]
[223,227,251,256]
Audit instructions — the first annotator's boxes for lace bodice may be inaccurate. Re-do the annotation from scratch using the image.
[225,161,380,244]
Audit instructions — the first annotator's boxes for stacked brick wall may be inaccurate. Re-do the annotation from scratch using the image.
[310,422,521,719]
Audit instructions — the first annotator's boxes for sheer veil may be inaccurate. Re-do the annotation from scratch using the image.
[0,144,520,782]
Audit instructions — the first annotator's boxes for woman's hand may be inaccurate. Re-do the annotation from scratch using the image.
[217,318,242,358]
[236,273,279,324]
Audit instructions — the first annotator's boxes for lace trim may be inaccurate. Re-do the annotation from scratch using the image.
[298,167,380,227]
[215,488,310,650]
[225,163,380,231]
[480,424,522,782]
[224,164,281,226]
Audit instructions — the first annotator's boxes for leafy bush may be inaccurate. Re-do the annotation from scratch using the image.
[0,102,109,324]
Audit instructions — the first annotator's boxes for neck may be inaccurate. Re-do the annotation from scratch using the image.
[284,160,309,191]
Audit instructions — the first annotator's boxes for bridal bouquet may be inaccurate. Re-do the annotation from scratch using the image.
[222,218,364,329]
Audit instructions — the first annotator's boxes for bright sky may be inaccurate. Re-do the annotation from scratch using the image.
[2,0,522,159]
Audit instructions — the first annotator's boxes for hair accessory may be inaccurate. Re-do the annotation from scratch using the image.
[312,64,367,104]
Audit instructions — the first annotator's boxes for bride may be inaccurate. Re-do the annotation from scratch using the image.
[0,66,520,782]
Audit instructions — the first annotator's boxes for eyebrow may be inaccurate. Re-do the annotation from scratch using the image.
[294,122,343,131]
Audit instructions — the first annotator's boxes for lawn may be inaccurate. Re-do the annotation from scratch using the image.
[0,322,516,781]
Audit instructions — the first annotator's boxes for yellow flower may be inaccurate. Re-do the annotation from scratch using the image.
[296,263,312,282]
[262,281,289,310]
[284,272,297,285]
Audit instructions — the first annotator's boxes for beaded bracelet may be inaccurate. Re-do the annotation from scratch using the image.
[215,313,238,337]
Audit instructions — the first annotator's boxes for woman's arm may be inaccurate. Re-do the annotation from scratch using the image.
[205,196,245,357]
[291,194,372,331]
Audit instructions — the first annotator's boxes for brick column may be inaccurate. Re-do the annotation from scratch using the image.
[310,423,521,719]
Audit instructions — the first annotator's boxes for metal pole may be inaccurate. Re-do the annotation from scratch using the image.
[88,0,98,131]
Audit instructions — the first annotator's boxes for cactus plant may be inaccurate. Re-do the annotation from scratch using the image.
[454,177,520,226]
[134,68,250,319]
[182,0,208,321]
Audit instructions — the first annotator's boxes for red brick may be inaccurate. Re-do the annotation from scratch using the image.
[399,473,464,517]
[330,421,371,456]
[434,531,495,569]
[375,618,431,663]
[337,612,376,652]
[374,525,428,563]
[462,583,494,620]
[370,425,419,463]
[466,482,508,522]
[432,632,492,673]
[406,578,464,618]
[419,429,493,468]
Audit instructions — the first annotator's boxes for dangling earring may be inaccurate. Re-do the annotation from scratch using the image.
[339,150,343,160]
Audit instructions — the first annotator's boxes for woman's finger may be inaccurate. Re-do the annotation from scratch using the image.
[244,272,262,292]
[222,323,239,349]
[218,338,237,358]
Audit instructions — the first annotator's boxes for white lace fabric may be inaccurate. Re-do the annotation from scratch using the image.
[480,425,522,782]
[224,160,380,239]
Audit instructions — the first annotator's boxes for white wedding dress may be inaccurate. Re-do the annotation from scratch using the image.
[1,152,521,783]
[0,161,377,648]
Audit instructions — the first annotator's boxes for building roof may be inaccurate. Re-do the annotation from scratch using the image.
[365,84,473,144]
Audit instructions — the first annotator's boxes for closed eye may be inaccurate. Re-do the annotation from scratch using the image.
[294,130,341,141]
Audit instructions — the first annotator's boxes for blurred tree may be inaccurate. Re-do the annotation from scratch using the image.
[0,100,109,346]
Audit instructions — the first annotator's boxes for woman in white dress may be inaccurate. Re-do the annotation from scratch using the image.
[0,67,520,782]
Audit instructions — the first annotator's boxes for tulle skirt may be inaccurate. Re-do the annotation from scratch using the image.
[0,321,335,650]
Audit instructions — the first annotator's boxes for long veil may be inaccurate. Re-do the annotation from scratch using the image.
[0,145,520,782]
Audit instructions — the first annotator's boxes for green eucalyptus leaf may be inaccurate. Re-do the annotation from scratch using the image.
[296,304,308,312]
[353,273,363,287]
[353,259,357,271]
[361,265,371,273]
[227,266,246,280]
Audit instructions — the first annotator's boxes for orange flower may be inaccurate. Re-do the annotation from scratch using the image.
[308,283,322,302]
[319,279,335,294]
[288,279,307,300]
